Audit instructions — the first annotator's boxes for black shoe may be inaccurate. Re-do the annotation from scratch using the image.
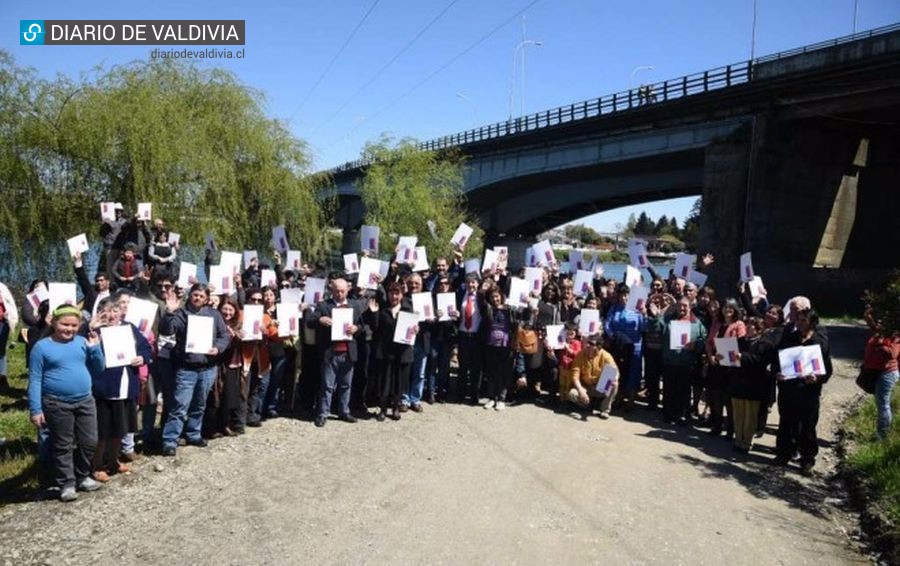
[800,463,815,477]
[246,420,262,428]
[340,414,358,424]
[162,446,176,457]
[376,412,386,422]
[426,392,436,404]
[187,438,208,448]
[314,416,326,428]
[772,456,790,467]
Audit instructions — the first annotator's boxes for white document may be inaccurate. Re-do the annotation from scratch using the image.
[412,246,429,272]
[124,297,158,335]
[219,251,242,275]
[175,261,197,289]
[396,236,417,264]
[26,283,49,310]
[524,246,536,268]
[778,345,826,378]
[628,241,650,269]
[361,225,380,254]
[393,311,419,346]
[579,309,601,337]
[208,265,233,295]
[204,232,217,253]
[358,257,388,290]
[483,248,499,273]
[241,304,264,341]
[185,315,214,354]
[411,292,435,322]
[66,233,89,258]
[669,320,692,350]
[569,251,583,272]
[343,253,360,274]
[464,258,481,275]
[260,269,278,288]
[436,292,457,321]
[48,282,77,312]
[137,202,152,221]
[524,267,543,295]
[286,250,303,271]
[450,222,474,248]
[715,337,741,368]
[625,265,642,288]
[280,288,303,305]
[748,276,766,299]
[494,247,509,271]
[271,225,290,253]
[626,286,649,312]
[276,302,301,337]
[688,270,708,288]
[100,325,137,369]
[573,270,594,298]
[331,307,355,341]
[740,252,755,283]
[243,250,258,270]
[168,232,181,247]
[532,240,555,266]
[303,277,327,306]
[595,364,619,396]
[507,277,530,309]
[100,202,116,222]
[674,253,695,280]
[544,324,566,350]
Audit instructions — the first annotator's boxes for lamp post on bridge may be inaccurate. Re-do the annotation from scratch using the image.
[508,39,543,121]
[630,65,654,105]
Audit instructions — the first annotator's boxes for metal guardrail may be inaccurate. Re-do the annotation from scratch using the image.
[329,23,900,175]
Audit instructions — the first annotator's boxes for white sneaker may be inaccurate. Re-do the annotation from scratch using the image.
[494,401,505,411]
[59,486,78,502]
[599,411,610,420]
[77,477,102,492]
[482,400,495,410]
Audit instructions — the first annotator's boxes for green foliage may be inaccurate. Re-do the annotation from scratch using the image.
[0,343,40,501]
[863,270,900,336]
[0,52,334,267]
[564,224,605,246]
[358,136,482,260]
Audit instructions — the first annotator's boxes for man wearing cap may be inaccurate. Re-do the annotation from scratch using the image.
[567,333,620,419]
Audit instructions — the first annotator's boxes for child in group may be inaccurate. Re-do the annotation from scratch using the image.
[553,323,583,409]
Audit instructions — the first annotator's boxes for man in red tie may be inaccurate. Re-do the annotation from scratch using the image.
[456,275,483,404]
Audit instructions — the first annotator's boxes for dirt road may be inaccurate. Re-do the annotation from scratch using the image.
[0,325,870,565]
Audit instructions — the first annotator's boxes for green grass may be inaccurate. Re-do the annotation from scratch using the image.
[0,342,41,501]
[843,389,900,529]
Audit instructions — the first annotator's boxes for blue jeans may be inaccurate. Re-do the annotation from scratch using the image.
[247,370,271,424]
[429,341,451,395]
[876,369,899,439]
[263,355,287,417]
[162,366,217,449]
[404,342,428,406]
[319,353,354,418]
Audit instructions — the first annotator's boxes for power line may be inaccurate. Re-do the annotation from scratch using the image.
[326,0,543,151]
[311,0,461,135]
[287,0,381,122]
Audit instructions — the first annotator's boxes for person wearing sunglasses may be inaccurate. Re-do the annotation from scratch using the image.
[566,333,619,419]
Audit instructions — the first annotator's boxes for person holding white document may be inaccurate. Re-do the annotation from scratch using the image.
[704,298,746,438]
[603,283,646,411]
[655,298,707,425]
[363,281,415,421]
[726,318,774,453]
[773,308,832,475]
[567,334,619,419]
[159,283,231,456]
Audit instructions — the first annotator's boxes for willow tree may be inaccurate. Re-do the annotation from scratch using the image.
[0,52,334,268]
[358,136,482,260]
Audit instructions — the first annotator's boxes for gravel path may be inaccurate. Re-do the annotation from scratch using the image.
[0,325,871,565]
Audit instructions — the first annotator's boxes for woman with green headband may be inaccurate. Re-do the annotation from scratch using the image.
[28,305,106,502]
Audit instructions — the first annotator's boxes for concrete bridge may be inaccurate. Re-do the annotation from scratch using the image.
[329,24,900,310]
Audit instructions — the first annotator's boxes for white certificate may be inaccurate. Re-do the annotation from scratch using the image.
[450,222,474,248]
[625,265,642,288]
[280,288,304,305]
[595,364,619,396]
[740,252,755,283]
[393,311,419,345]
[124,297,158,335]
[66,233,89,258]
[241,304,264,341]
[569,251,583,272]
[674,253,695,280]
[277,302,301,337]
[358,257,388,290]
[545,324,566,350]
[532,239,555,266]
[411,292,434,322]
[669,320,692,350]
[176,262,196,289]
[27,283,49,310]
[464,258,481,275]
[100,325,137,369]
[361,225,380,254]
[494,247,509,270]
[524,267,543,295]
[286,250,303,271]
[748,276,766,299]
[219,251,242,275]
[304,277,326,306]
[481,248,498,274]
[137,202,152,221]
[185,315,214,354]
[626,286,649,312]
[208,265,233,295]
[628,241,650,269]
[714,337,741,367]
[573,270,594,298]
[779,345,826,378]
[436,292,457,321]
[100,202,116,222]
[331,307,354,341]
[242,250,258,270]
[524,246,536,268]
[396,236,417,264]
[260,269,278,288]
[271,225,290,253]
[579,309,601,337]
[507,277,530,309]
[343,253,360,274]
[48,282,77,312]
[168,232,181,247]
[412,246,429,272]
[689,270,708,288]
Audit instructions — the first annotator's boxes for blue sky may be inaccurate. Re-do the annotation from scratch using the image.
[3,0,898,232]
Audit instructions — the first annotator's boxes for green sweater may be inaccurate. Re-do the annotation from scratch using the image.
[657,314,707,367]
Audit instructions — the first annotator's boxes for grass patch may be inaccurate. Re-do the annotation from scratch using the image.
[0,342,41,502]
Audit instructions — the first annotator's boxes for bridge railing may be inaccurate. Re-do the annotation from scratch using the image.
[329,23,900,176]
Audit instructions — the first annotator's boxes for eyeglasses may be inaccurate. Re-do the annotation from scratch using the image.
[249,297,263,303]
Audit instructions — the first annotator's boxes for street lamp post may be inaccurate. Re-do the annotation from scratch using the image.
[509,39,543,121]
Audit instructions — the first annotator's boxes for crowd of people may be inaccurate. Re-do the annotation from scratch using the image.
[4,206,898,502]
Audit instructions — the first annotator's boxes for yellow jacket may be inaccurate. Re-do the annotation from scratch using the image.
[570,348,618,389]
